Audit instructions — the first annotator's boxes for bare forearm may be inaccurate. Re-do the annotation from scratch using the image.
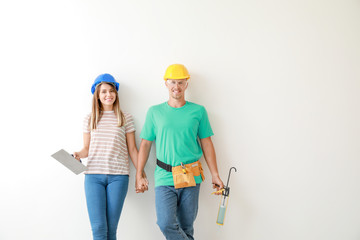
[136,139,152,177]
[129,146,138,169]
[201,137,220,177]
[201,137,224,190]
[80,147,89,157]
[125,132,138,169]
[76,132,90,158]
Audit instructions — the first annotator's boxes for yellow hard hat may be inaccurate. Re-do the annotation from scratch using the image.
[164,64,190,81]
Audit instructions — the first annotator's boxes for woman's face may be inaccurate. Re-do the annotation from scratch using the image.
[98,83,116,109]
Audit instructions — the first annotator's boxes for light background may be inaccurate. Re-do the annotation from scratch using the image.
[0,0,359,239]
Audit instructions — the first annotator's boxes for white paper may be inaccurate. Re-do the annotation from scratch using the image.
[51,149,87,175]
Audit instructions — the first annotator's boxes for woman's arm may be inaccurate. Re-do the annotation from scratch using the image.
[126,131,139,169]
[73,133,90,160]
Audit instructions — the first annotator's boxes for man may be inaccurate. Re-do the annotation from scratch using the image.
[136,64,224,240]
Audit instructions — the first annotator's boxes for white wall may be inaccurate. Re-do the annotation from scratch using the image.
[1,0,359,239]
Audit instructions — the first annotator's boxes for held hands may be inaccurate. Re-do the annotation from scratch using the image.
[212,175,224,195]
[136,171,149,193]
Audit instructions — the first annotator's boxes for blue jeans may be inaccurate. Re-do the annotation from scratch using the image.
[155,184,200,240]
[84,174,129,240]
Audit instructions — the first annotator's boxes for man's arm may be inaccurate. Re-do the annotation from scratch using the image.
[136,139,152,193]
[200,136,224,193]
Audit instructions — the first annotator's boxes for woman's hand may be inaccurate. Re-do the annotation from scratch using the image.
[73,152,83,161]
[73,147,88,161]
[73,152,80,161]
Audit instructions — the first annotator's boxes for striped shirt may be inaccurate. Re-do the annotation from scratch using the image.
[83,111,135,175]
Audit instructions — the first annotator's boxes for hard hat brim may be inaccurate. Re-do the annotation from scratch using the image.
[164,76,190,81]
[91,81,119,94]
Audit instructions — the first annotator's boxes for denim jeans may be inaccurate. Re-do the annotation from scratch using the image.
[84,174,129,240]
[155,184,200,240]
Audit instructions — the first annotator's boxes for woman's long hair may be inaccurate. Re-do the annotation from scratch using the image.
[90,82,125,130]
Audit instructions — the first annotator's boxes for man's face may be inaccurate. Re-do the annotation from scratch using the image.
[165,79,188,100]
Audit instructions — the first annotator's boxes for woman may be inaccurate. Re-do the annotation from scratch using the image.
[74,73,146,240]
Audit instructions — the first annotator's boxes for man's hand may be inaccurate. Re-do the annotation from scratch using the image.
[212,175,224,195]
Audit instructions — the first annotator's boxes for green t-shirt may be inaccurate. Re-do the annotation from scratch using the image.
[140,101,214,187]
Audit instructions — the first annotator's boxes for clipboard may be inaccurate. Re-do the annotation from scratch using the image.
[51,149,87,175]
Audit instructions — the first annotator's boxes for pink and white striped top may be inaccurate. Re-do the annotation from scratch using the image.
[83,111,135,175]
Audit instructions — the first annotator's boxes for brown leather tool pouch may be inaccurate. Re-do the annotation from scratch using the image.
[172,164,196,189]
[171,161,206,189]
[188,161,205,181]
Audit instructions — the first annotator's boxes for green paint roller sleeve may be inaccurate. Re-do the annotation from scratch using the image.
[216,205,227,225]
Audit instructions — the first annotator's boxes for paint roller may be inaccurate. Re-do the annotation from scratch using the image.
[212,167,237,225]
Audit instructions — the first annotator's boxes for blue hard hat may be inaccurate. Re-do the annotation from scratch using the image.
[91,73,119,94]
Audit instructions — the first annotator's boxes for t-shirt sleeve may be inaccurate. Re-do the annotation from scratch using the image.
[198,107,214,139]
[83,114,91,133]
[125,113,135,133]
[140,107,156,141]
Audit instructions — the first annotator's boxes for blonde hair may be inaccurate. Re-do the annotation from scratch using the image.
[90,82,125,130]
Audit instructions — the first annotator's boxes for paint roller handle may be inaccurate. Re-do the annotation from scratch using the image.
[211,188,225,195]
[212,175,224,194]
[225,167,237,188]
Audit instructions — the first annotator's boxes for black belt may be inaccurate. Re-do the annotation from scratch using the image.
[156,159,173,172]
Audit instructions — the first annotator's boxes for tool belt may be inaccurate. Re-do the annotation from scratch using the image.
[157,159,205,189]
